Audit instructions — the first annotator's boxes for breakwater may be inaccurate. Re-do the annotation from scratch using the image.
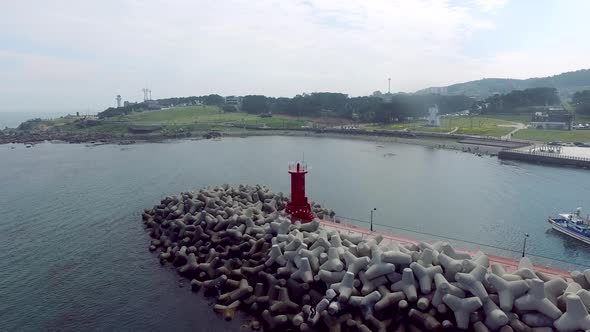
[499,150,590,169]
[142,184,590,331]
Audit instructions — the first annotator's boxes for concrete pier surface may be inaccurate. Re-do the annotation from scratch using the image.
[320,220,572,279]
[499,145,590,168]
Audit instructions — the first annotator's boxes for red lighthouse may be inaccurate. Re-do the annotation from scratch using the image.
[286,162,314,223]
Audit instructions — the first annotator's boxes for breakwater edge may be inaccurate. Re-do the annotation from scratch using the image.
[143,184,590,331]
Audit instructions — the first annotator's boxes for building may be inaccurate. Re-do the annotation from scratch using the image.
[530,109,573,130]
[426,105,441,126]
[124,101,138,107]
[145,100,162,110]
[418,86,448,95]
[225,96,242,107]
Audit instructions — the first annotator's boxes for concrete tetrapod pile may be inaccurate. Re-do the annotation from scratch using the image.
[142,184,590,332]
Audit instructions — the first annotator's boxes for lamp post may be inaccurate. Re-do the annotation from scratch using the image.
[370,208,377,232]
[522,233,529,257]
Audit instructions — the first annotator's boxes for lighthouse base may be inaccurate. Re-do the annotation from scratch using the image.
[286,202,314,223]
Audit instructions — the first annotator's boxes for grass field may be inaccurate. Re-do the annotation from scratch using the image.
[370,116,519,137]
[455,127,514,137]
[440,116,517,128]
[480,114,531,124]
[513,129,590,142]
[121,106,307,128]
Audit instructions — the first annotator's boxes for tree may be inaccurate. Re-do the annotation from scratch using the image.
[241,95,268,114]
[17,118,43,130]
[221,105,237,112]
[201,94,225,106]
[573,90,590,115]
[481,87,560,114]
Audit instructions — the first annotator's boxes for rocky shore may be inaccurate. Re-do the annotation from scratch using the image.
[142,184,590,332]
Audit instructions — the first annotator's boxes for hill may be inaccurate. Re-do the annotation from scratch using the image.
[416,69,590,99]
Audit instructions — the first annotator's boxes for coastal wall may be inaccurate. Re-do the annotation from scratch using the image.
[498,150,590,168]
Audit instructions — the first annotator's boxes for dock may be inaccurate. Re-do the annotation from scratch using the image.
[499,147,590,168]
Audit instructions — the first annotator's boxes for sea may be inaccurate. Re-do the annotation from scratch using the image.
[0,111,70,129]
[2,136,590,330]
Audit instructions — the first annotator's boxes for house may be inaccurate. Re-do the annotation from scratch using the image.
[530,109,573,130]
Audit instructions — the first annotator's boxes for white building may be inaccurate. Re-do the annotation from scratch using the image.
[427,105,441,126]
[225,96,242,106]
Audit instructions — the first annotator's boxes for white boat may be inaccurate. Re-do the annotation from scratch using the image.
[548,208,590,245]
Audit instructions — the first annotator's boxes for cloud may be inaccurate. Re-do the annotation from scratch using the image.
[471,0,508,12]
[2,0,583,111]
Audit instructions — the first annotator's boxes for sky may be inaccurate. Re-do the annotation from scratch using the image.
[1,0,589,112]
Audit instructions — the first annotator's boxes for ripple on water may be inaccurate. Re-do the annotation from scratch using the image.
[2,137,590,330]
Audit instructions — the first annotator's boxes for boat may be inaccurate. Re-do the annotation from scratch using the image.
[548,208,590,244]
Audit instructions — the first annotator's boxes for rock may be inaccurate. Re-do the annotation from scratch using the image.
[455,265,489,302]
[486,273,529,312]
[410,261,442,294]
[443,294,483,330]
[514,279,562,320]
[391,268,418,302]
[142,184,590,332]
[553,294,590,331]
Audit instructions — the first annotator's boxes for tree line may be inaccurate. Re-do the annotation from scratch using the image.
[478,87,561,114]
[572,90,590,116]
[239,93,475,123]
[97,87,586,123]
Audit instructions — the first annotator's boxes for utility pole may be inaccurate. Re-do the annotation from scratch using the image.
[388,78,391,94]
[370,208,377,232]
[522,233,529,257]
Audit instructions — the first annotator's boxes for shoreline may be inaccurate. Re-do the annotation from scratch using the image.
[2,128,517,157]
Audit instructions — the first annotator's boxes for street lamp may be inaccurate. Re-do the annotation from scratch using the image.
[370,208,377,232]
[522,233,529,257]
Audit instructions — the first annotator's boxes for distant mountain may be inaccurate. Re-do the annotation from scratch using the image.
[416,69,590,99]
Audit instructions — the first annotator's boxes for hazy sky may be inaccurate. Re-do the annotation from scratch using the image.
[1,0,589,112]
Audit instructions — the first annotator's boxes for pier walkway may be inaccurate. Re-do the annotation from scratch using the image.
[319,220,571,279]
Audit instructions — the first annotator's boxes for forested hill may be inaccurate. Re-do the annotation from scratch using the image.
[416,69,590,99]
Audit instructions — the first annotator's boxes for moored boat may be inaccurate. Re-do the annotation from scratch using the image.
[548,208,590,245]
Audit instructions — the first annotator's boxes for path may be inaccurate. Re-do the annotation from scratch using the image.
[447,127,458,134]
[500,121,526,140]
[319,220,571,279]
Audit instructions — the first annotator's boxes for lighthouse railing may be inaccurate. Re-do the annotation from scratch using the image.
[288,162,307,172]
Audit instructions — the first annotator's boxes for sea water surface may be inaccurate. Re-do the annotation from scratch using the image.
[2,136,590,330]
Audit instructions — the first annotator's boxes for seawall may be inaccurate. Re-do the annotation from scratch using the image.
[498,150,590,168]
[143,184,590,331]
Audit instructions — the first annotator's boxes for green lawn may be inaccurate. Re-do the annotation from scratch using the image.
[513,129,590,142]
[369,116,519,137]
[122,105,307,128]
[413,126,453,133]
[469,114,531,124]
[455,126,514,137]
[368,121,426,130]
[441,116,517,128]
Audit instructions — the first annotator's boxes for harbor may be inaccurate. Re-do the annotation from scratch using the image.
[4,137,590,331]
[139,161,590,331]
[142,182,590,331]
